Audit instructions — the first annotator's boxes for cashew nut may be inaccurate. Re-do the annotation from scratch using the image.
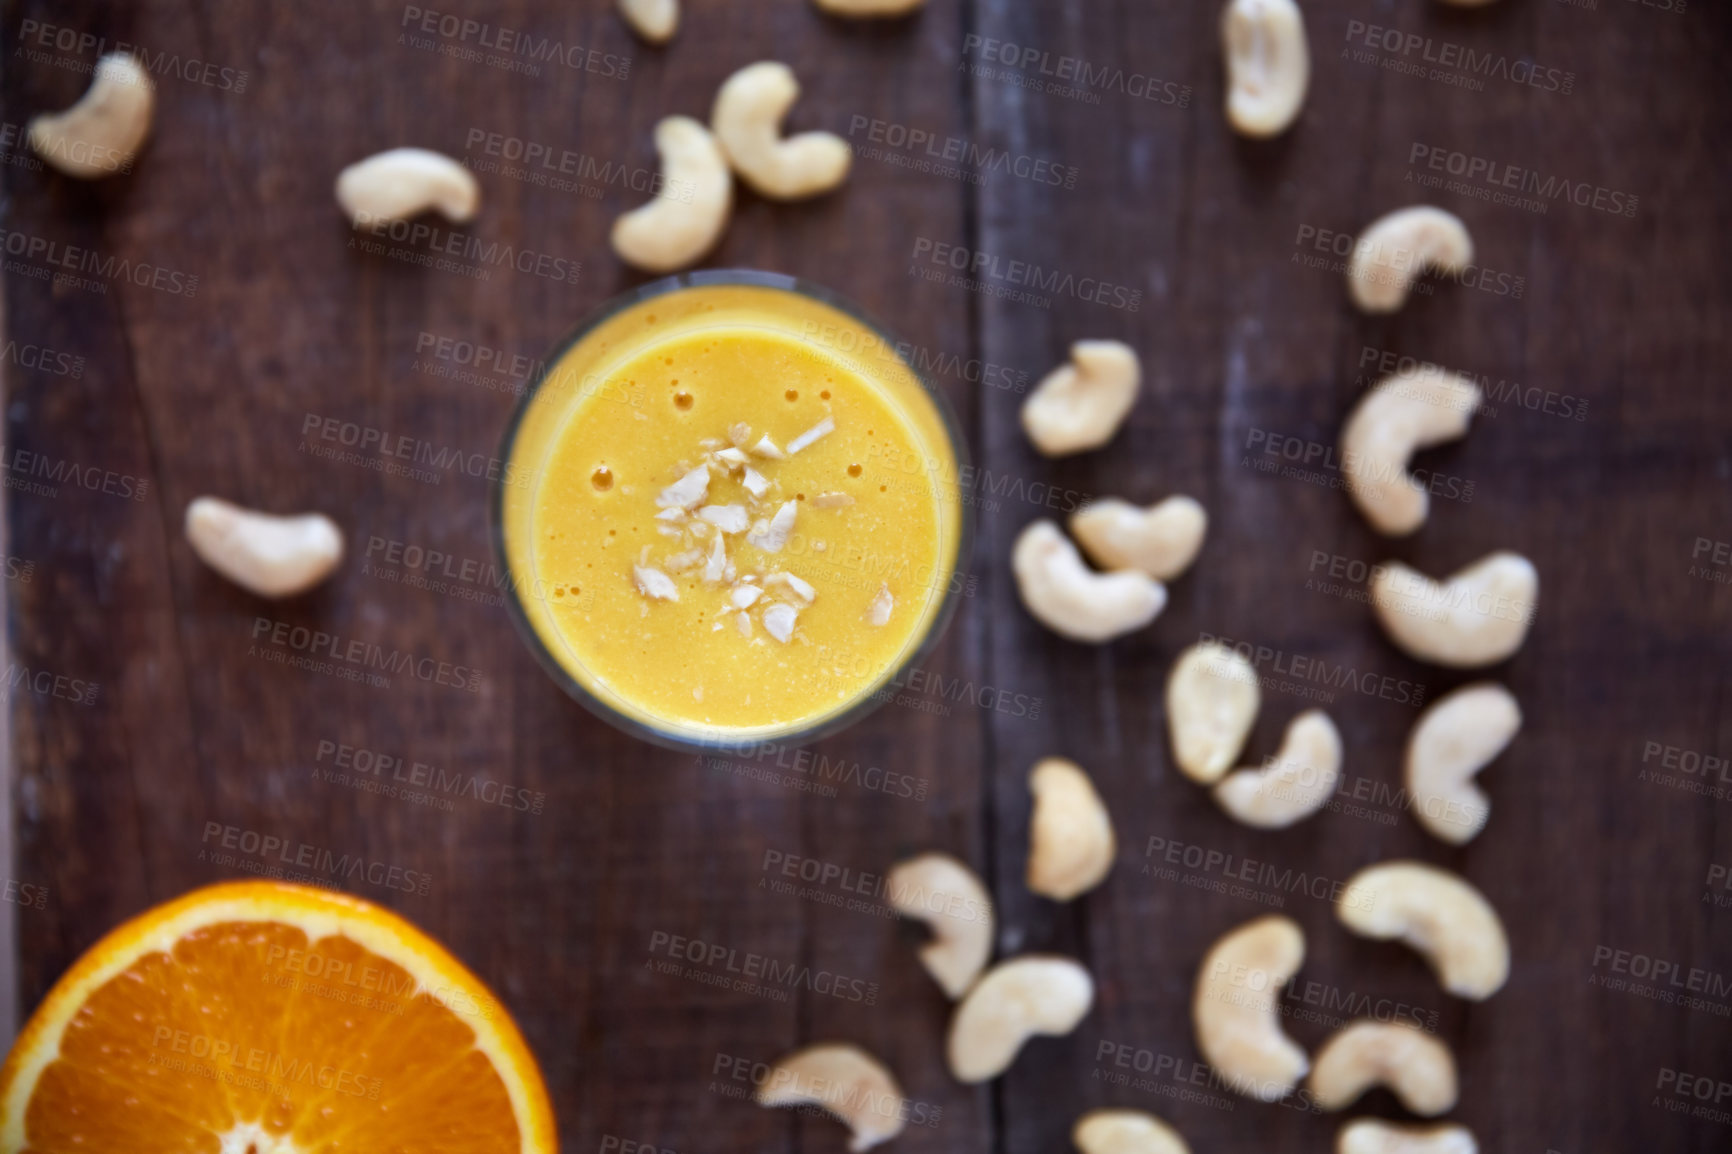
[947,956,1094,1083]
[1191,915,1308,1101]
[1212,710,1342,829]
[1309,1021,1457,1115]
[1342,370,1481,536]
[1370,552,1538,668]
[618,0,678,43]
[1073,1109,1191,1154]
[28,53,154,179]
[1021,341,1141,457]
[611,117,733,273]
[1012,520,1166,643]
[1347,207,1473,314]
[887,853,993,998]
[1070,497,1207,580]
[1337,1120,1477,1154]
[1165,642,1260,784]
[712,63,850,200]
[1221,0,1309,138]
[1027,758,1116,901]
[334,148,480,226]
[1405,683,1521,844]
[184,497,343,599]
[754,1044,906,1152]
[1337,862,1509,1000]
[812,0,926,16]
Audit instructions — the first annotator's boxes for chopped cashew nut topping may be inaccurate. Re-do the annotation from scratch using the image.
[1166,642,1260,784]
[611,117,732,273]
[1026,758,1117,901]
[698,504,749,533]
[866,584,895,626]
[618,0,678,43]
[334,148,479,226]
[947,957,1094,1083]
[752,435,787,459]
[1405,683,1521,844]
[1310,1021,1458,1115]
[1192,916,1309,1101]
[1212,710,1343,829]
[712,62,851,200]
[1370,552,1538,668]
[786,416,837,454]
[887,853,994,998]
[1342,370,1482,536]
[742,467,771,497]
[184,498,342,599]
[763,602,799,643]
[747,500,799,553]
[766,571,816,603]
[1073,1109,1191,1154]
[754,1044,906,1152]
[1337,862,1509,1000]
[731,585,763,608]
[1348,207,1474,314]
[633,565,679,601]
[1070,496,1207,580]
[658,465,712,509]
[1012,521,1166,642]
[1336,1120,1478,1154]
[812,0,926,15]
[1221,0,1309,138]
[1022,341,1142,456]
[813,491,855,508]
[29,53,154,179]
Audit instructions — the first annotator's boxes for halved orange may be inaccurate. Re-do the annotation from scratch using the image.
[0,880,557,1153]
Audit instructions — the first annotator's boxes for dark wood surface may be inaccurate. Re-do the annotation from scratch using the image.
[3,0,1729,1150]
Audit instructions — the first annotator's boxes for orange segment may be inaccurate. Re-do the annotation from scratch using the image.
[0,881,556,1154]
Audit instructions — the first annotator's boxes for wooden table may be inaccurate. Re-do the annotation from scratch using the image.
[4,0,1728,1150]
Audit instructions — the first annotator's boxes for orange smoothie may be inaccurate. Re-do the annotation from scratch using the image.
[497,277,965,745]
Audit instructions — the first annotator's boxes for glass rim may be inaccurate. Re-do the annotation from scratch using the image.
[489,268,976,755]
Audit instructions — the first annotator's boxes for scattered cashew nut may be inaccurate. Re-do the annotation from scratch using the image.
[29,53,154,179]
[1405,683,1521,844]
[1013,521,1166,642]
[1212,710,1342,829]
[1192,915,1308,1101]
[1027,758,1116,901]
[1221,0,1309,138]
[1070,497,1207,580]
[1370,552,1538,668]
[618,0,678,43]
[1021,341,1141,457]
[812,0,926,16]
[1166,642,1260,784]
[947,956,1094,1083]
[1309,1020,1457,1115]
[184,497,343,599]
[712,62,850,200]
[1073,1109,1191,1154]
[1342,370,1482,536]
[754,1044,906,1152]
[1337,1120,1478,1154]
[334,148,480,226]
[887,852,994,998]
[1337,861,1509,1000]
[611,116,733,273]
[1348,207,1473,314]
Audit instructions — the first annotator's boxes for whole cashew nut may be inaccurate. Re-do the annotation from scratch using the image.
[334,148,480,226]
[1212,710,1342,829]
[712,63,851,200]
[1073,1109,1191,1154]
[1309,1020,1457,1115]
[1337,1120,1478,1154]
[1342,370,1482,536]
[184,497,343,599]
[1012,520,1167,642]
[887,853,994,998]
[754,1044,906,1152]
[1192,915,1308,1101]
[29,53,154,179]
[1370,552,1538,668]
[1405,683,1521,844]
[1348,207,1473,314]
[618,0,678,43]
[1166,642,1260,784]
[1070,496,1207,580]
[947,956,1094,1082]
[1022,341,1141,457]
[1221,0,1309,138]
[1337,861,1509,1000]
[611,116,733,273]
[1027,758,1117,901]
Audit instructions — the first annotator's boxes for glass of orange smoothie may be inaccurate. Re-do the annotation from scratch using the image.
[493,271,970,750]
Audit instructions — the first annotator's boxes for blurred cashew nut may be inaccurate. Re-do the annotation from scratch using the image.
[29,53,154,179]
[1012,520,1166,642]
[1370,552,1538,668]
[1338,861,1509,1000]
[713,62,850,199]
[611,117,733,273]
[1310,1020,1457,1115]
[1073,1109,1191,1154]
[618,0,678,43]
[1221,0,1309,137]
[335,148,480,226]
[185,498,342,599]
[1337,1120,1478,1154]
[1348,207,1473,314]
[1022,341,1141,456]
[1027,758,1116,901]
[1192,915,1309,1101]
[1070,496,1207,580]
[754,1044,906,1152]
[947,957,1094,1082]
[887,853,994,998]
[1405,683,1521,844]
[1212,710,1342,829]
[1342,370,1482,536]
[1166,641,1260,784]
